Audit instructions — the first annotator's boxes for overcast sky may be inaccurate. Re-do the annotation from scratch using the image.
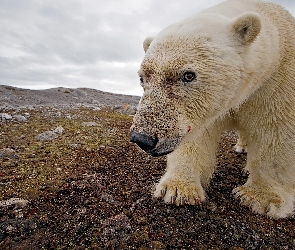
[0,0,294,96]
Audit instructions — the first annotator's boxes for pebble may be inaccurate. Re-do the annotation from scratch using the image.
[70,143,81,149]
[53,126,64,134]
[102,213,131,230]
[0,148,18,159]
[14,209,24,218]
[0,198,29,209]
[6,225,15,232]
[120,104,136,115]
[0,113,28,122]
[207,202,217,212]
[77,208,87,214]
[36,131,59,141]
[36,126,64,141]
[168,216,177,224]
[12,115,27,122]
[81,121,98,127]
[0,113,12,121]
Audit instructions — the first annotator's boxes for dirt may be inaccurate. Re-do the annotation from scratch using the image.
[0,106,295,249]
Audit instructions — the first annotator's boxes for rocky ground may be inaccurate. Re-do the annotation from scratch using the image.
[0,85,140,112]
[0,86,295,249]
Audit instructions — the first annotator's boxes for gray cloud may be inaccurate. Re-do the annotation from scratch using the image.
[0,0,294,96]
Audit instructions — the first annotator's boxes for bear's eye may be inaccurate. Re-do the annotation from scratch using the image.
[181,71,196,83]
[139,76,144,86]
[139,76,144,87]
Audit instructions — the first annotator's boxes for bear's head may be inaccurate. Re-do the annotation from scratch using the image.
[130,12,262,156]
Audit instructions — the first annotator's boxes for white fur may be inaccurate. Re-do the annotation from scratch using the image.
[132,0,295,219]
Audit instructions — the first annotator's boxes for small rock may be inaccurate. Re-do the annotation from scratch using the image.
[207,202,217,212]
[6,225,15,232]
[13,115,27,122]
[36,126,64,141]
[101,192,121,205]
[14,209,24,218]
[0,113,12,121]
[53,126,64,134]
[112,105,121,111]
[70,143,81,149]
[36,131,58,141]
[0,148,18,159]
[0,198,29,209]
[168,216,177,224]
[82,121,98,127]
[91,99,100,105]
[77,208,87,214]
[102,213,131,230]
[120,104,136,115]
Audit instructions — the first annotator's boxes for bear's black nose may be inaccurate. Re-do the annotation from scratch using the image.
[130,131,158,151]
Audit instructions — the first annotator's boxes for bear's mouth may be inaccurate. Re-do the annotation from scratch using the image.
[129,131,183,157]
[147,148,173,157]
[145,137,182,157]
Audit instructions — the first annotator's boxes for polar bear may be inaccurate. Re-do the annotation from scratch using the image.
[130,0,295,219]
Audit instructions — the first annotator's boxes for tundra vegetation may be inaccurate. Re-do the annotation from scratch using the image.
[0,106,294,249]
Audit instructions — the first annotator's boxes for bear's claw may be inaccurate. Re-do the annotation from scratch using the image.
[233,185,294,219]
[154,179,205,206]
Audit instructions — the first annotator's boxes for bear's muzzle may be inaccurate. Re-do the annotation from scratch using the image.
[130,131,158,152]
[130,131,181,157]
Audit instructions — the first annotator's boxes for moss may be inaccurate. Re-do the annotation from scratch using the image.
[0,107,132,200]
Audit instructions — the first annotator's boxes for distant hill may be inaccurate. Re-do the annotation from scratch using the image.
[0,85,140,109]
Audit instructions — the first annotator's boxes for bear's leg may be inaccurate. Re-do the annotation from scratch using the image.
[234,131,247,153]
[154,131,218,205]
[233,150,295,218]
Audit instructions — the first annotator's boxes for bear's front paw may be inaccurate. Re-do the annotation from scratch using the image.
[233,185,294,219]
[154,179,205,205]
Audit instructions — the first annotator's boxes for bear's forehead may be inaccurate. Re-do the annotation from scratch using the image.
[140,58,185,77]
[140,37,213,76]
[141,52,184,69]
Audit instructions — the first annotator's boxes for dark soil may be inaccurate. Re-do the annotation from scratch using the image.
[0,107,294,249]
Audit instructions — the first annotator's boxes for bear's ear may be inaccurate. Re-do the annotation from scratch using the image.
[143,37,154,52]
[231,12,261,45]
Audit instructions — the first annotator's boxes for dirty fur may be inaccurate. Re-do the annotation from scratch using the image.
[130,0,295,219]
